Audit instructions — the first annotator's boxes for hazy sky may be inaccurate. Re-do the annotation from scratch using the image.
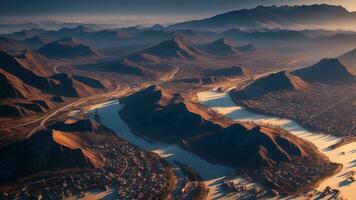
[1,0,355,25]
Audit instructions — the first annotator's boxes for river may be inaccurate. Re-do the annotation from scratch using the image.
[91,100,257,199]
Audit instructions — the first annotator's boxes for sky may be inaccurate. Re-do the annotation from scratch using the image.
[0,0,356,25]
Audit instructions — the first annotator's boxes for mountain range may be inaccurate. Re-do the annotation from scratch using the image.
[235,58,355,99]
[169,4,356,31]
[0,51,105,117]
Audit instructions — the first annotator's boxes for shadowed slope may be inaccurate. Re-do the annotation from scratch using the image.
[37,37,97,59]
[234,71,308,99]
[292,58,355,83]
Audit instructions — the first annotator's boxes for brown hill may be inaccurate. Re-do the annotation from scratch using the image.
[0,130,94,182]
[0,119,105,183]
[0,51,52,92]
[0,51,105,118]
[120,85,310,164]
[36,37,97,59]
[0,51,104,97]
[15,50,51,76]
[72,74,104,89]
[234,71,308,99]
[292,58,355,83]
[141,35,205,60]
[119,86,337,194]
[0,69,26,99]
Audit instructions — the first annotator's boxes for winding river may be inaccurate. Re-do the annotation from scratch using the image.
[91,100,245,199]
[86,88,355,199]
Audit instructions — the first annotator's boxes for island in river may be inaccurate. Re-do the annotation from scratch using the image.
[118,85,341,197]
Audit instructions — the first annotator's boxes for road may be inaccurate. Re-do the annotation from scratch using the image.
[53,64,61,73]
[12,64,289,137]
[161,66,179,82]
[24,66,180,138]
[26,86,131,138]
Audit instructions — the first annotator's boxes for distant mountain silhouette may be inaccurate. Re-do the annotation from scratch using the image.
[20,36,50,49]
[4,28,45,40]
[141,35,205,60]
[200,38,240,56]
[222,29,310,42]
[36,37,97,59]
[292,58,355,83]
[200,38,256,56]
[146,24,165,31]
[169,4,356,30]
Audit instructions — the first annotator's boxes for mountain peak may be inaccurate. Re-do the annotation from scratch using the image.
[73,25,94,32]
[293,58,355,83]
[36,37,96,59]
[142,35,202,60]
[234,71,308,99]
[200,37,240,56]
[149,24,165,30]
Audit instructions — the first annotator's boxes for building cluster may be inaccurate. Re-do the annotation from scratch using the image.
[1,135,169,200]
[244,84,356,136]
[222,179,267,198]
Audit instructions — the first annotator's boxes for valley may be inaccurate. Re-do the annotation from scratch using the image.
[0,3,356,200]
